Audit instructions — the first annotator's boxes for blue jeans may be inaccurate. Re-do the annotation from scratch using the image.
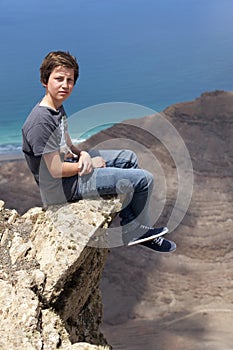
[72,149,154,242]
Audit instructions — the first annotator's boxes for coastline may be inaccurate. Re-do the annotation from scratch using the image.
[0,151,24,163]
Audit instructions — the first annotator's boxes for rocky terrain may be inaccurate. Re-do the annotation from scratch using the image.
[0,90,233,349]
[0,197,120,350]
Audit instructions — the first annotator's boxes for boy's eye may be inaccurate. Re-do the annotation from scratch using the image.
[55,77,74,83]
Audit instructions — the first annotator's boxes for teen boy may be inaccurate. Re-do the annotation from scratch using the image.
[22,51,176,253]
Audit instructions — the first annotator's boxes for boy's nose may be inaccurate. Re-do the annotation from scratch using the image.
[62,79,69,88]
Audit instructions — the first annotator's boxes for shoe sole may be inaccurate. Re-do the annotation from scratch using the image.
[127,227,169,246]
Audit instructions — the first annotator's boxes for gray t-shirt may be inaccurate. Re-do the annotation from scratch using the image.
[22,103,78,206]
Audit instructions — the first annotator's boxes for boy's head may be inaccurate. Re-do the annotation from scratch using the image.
[40,51,79,86]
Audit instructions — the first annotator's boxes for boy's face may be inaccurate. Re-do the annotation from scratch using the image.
[44,66,75,108]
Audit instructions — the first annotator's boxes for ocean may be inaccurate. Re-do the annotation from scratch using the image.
[1,0,233,156]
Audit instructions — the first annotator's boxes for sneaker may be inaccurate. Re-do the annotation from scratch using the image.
[127,225,168,246]
[140,236,176,253]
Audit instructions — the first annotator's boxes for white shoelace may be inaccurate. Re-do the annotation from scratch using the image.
[153,236,164,246]
[140,224,150,231]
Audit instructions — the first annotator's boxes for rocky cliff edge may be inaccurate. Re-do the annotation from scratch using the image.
[0,198,120,350]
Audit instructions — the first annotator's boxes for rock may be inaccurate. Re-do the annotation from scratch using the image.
[26,200,120,302]
[0,198,120,350]
[0,278,42,350]
[0,200,4,210]
[9,232,33,265]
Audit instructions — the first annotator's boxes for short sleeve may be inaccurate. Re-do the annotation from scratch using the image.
[27,122,61,156]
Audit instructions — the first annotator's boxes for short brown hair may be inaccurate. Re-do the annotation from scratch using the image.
[40,51,79,85]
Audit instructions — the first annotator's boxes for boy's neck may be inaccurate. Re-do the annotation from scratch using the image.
[39,96,61,111]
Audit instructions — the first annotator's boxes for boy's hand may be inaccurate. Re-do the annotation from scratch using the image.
[91,156,106,168]
[78,151,93,176]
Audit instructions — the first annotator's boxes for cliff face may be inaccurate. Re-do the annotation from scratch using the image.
[95,91,233,349]
[164,90,233,176]
[0,198,120,350]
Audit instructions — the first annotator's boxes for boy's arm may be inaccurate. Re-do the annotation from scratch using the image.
[66,133,81,157]
[64,132,106,172]
[43,151,80,178]
[43,150,93,178]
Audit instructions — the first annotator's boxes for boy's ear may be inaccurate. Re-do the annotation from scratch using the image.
[40,79,47,88]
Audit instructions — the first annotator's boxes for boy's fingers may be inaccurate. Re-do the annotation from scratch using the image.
[79,160,93,176]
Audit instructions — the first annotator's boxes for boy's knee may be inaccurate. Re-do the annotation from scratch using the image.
[143,170,154,188]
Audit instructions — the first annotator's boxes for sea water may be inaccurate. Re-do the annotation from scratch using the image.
[1,0,233,155]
